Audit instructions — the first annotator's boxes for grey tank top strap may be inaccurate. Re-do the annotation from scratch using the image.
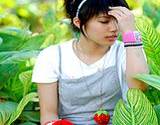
[58,45,62,74]
[115,44,121,84]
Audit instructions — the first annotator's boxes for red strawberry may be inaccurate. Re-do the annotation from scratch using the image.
[52,119,74,125]
[93,109,110,125]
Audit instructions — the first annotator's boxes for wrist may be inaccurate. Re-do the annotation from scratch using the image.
[44,119,60,125]
[122,31,143,47]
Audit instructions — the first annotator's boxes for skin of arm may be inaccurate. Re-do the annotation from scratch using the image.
[108,6,149,91]
[38,82,59,125]
[126,47,149,91]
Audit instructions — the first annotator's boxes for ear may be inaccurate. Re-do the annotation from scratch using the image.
[73,17,80,29]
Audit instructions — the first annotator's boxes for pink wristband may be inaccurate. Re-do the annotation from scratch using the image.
[122,31,142,43]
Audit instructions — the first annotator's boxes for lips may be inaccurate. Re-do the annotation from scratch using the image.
[106,35,118,38]
[105,35,118,41]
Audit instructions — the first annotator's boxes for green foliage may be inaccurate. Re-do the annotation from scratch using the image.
[136,16,160,72]
[135,74,160,91]
[135,14,160,109]
[126,0,145,9]
[112,89,158,125]
[0,0,160,124]
[143,2,160,27]
[0,101,17,125]
[19,70,33,96]
[134,74,160,105]
[6,92,38,125]
[154,104,160,124]
[0,1,72,124]
[0,94,38,125]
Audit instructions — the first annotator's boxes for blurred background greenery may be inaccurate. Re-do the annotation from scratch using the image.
[0,0,160,125]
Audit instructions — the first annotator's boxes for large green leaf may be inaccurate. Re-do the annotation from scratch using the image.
[154,104,160,124]
[136,16,160,72]
[19,34,47,50]
[6,92,38,125]
[42,9,57,31]
[143,1,160,27]
[148,60,160,75]
[112,89,158,125]
[21,111,40,123]
[126,0,145,9]
[19,70,32,96]
[144,86,160,105]
[0,27,31,51]
[0,32,24,51]
[18,122,37,125]
[0,50,39,64]
[134,74,160,91]
[0,101,17,125]
[0,27,31,39]
[134,74,160,105]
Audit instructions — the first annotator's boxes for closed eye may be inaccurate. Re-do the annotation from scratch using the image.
[99,21,110,24]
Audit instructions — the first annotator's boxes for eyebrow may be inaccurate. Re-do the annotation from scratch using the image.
[97,15,110,19]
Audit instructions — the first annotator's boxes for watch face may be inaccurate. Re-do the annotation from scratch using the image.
[135,31,142,42]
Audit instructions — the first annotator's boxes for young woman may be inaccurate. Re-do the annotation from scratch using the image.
[32,0,149,124]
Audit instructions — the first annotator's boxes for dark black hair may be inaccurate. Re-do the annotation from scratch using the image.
[64,0,129,36]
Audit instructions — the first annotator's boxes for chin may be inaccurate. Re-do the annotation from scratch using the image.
[104,40,116,45]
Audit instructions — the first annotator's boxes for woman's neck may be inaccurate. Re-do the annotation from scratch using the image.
[78,36,110,57]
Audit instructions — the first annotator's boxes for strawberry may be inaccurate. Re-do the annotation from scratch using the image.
[52,119,74,125]
[93,109,110,125]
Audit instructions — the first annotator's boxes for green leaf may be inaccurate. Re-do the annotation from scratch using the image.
[19,34,47,50]
[112,88,158,125]
[0,101,17,125]
[21,111,40,123]
[134,74,160,91]
[42,9,57,31]
[148,60,160,75]
[6,92,38,125]
[143,1,160,27]
[0,27,31,39]
[0,37,3,45]
[18,122,38,125]
[126,0,145,9]
[0,50,39,64]
[154,104,160,124]
[136,16,160,73]
[19,70,32,96]
[0,32,24,51]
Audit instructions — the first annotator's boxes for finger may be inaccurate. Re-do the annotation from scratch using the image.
[108,11,121,21]
[108,9,126,17]
[109,6,130,15]
[109,6,130,12]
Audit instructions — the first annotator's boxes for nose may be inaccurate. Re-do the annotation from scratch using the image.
[108,19,118,32]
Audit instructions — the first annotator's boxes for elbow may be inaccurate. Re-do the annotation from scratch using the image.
[128,79,149,92]
[138,83,148,91]
[134,64,149,74]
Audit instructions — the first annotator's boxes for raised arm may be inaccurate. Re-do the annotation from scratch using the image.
[108,6,149,91]
[126,47,149,90]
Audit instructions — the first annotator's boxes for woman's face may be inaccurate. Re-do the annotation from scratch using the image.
[84,13,119,46]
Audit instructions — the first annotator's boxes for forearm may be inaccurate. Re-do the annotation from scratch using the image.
[40,104,58,125]
[126,47,149,91]
[38,83,59,125]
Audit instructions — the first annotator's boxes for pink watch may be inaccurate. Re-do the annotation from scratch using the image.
[122,31,142,43]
